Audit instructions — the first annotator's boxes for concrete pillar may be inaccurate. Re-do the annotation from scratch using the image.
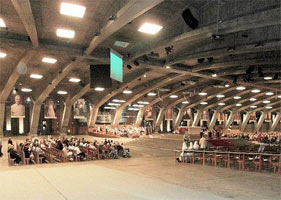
[154,108,165,133]
[135,108,144,126]
[209,110,218,130]
[241,112,251,132]
[61,104,72,134]
[30,103,41,136]
[167,120,171,132]
[256,112,266,132]
[270,112,281,131]
[89,107,99,127]
[174,108,185,130]
[0,104,5,137]
[112,107,122,126]
[192,109,202,127]
[225,111,235,129]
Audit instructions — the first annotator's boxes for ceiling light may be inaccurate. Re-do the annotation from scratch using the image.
[263,100,270,104]
[218,102,225,106]
[236,103,242,106]
[236,86,246,90]
[95,87,105,91]
[249,98,256,101]
[216,94,225,98]
[138,23,163,34]
[250,105,257,108]
[56,28,75,39]
[234,96,241,99]
[266,106,272,109]
[137,101,149,105]
[200,102,208,105]
[251,89,260,93]
[26,97,31,102]
[108,103,120,106]
[147,92,156,96]
[104,106,116,110]
[198,92,207,96]
[182,101,189,104]
[278,95,281,99]
[225,84,230,88]
[42,57,57,64]
[264,76,272,80]
[123,90,132,94]
[21,88,32,92]
[128,107,139,111]
[0,18,6,27]
[60,2,86,18]
[166,66,170,69]
[169,95,178,98]
[133,104,144,108]
[57,90,67,95]
[113,99,126,103]
[212,73,217,77]
[0,52,7,58]
[265,92,274,96]
[69,78,81,83]
[30,74,43,79]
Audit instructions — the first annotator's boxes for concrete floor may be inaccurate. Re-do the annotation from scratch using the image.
[0,135,280,200]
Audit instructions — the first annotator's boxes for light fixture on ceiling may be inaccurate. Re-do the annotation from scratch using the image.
[26,97,31,102]
[147,92,156,96]
[225,84,230,88]
[128,107,139,111]
[21,88,32,92]
[234,96,241,99]
[69,78,81,83]
[132,104,144,108]
[182,101,189,104]
[251,89,261,93]
[278,95,281,99]
[166,66,171,69]
[57,90,67,95]
[216,94,225,98]
[263,100,270,104]
[123,90,132,94]
[236,86,246,90]
[138,23,163,34]
[56,28,75,39]
[198,92,207,96]
[212,73,217,77]
[218,102,225,106]
[60,2,86,18]
[0,18,6,27]
[137,101,149,105]
[265,106,272,109]
[30,74,43,79]
[104,106,116,110]
[200,102,208,105]
[265,92,274,96]
[264,76,272,80]
[113,99,126,103]
[0,52,7,58]
[250,105,257,108]
[249,98,257,101]
[95,87,105,91]
[169,95,178,98]
[108,103,120,106]
[236,103,242,106]
[42,57,57,64]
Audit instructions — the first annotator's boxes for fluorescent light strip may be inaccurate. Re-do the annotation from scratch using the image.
[42,57,57,64]
[236,86,246,90]
[218,102,225,106]
[30,74,43,79]
[182,101,189,104]
[0,18,6,27]
[104,106,116,110]
[95,87,105,91]
[138,23,163,34]
[123,90,132,94]
[265,92,274,96]
[198,92,207,96]
[251,89,260,93]
[57,90,67,95]
[169,95,178,98]
[216,94,225,98]
[56,28,75,39]
[200,102,208,105]
[21,88,32,92]
[147,92,156,96]
[69,78,81,83]
[234,96,241,100]
[60,2,86,18]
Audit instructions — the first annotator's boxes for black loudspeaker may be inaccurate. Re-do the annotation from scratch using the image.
[182,8,198,29]
[90,65,112,88]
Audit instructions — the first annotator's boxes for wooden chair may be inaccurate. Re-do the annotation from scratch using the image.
[270,156,281,174]
[8,153,16,166]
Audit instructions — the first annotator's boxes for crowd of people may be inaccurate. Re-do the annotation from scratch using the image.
[225,131,280,144]
[92,125,145,137]
[6,136,131,166]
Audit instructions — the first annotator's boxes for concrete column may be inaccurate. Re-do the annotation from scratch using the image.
[241,112,251,132]
[29,103,41,136]
[256,112,266,132]
[135,108,144,126]
[154,108,165,133]
[209,110,218,130]
[192,109,203,127]
[89,107,99,127]
[270,112,281,131]
[167,120,171,132]
[0,104,5,137]
[60,103,72,134]
[112,107,123,126]
[174,108,185,130]
[225,111,235,129]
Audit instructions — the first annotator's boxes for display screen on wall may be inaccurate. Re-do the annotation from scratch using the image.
[74,99,88,119]
[11,94,25,118]
[165,108,173,120]
[110,49,123,83]
[144,106,153,120]
[44,99,57,119]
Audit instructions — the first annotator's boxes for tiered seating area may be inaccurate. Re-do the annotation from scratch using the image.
[88,125,145,138]
[7,136,131,166]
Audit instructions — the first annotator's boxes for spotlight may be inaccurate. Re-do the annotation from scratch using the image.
[197,58,205,64]
[207,57,213,63]
[126,65,132,70]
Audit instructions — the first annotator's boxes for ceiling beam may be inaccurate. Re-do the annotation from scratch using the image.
[10,0,39,48]
[84,0,164,55]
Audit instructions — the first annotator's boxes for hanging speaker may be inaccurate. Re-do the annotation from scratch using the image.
[90,65,112,88]
[182,8,199,30]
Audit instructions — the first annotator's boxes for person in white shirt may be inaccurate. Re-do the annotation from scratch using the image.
[199,136,207,149]
[193,141,199,150]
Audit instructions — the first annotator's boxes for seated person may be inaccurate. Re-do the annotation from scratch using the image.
[8,145,21,165]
